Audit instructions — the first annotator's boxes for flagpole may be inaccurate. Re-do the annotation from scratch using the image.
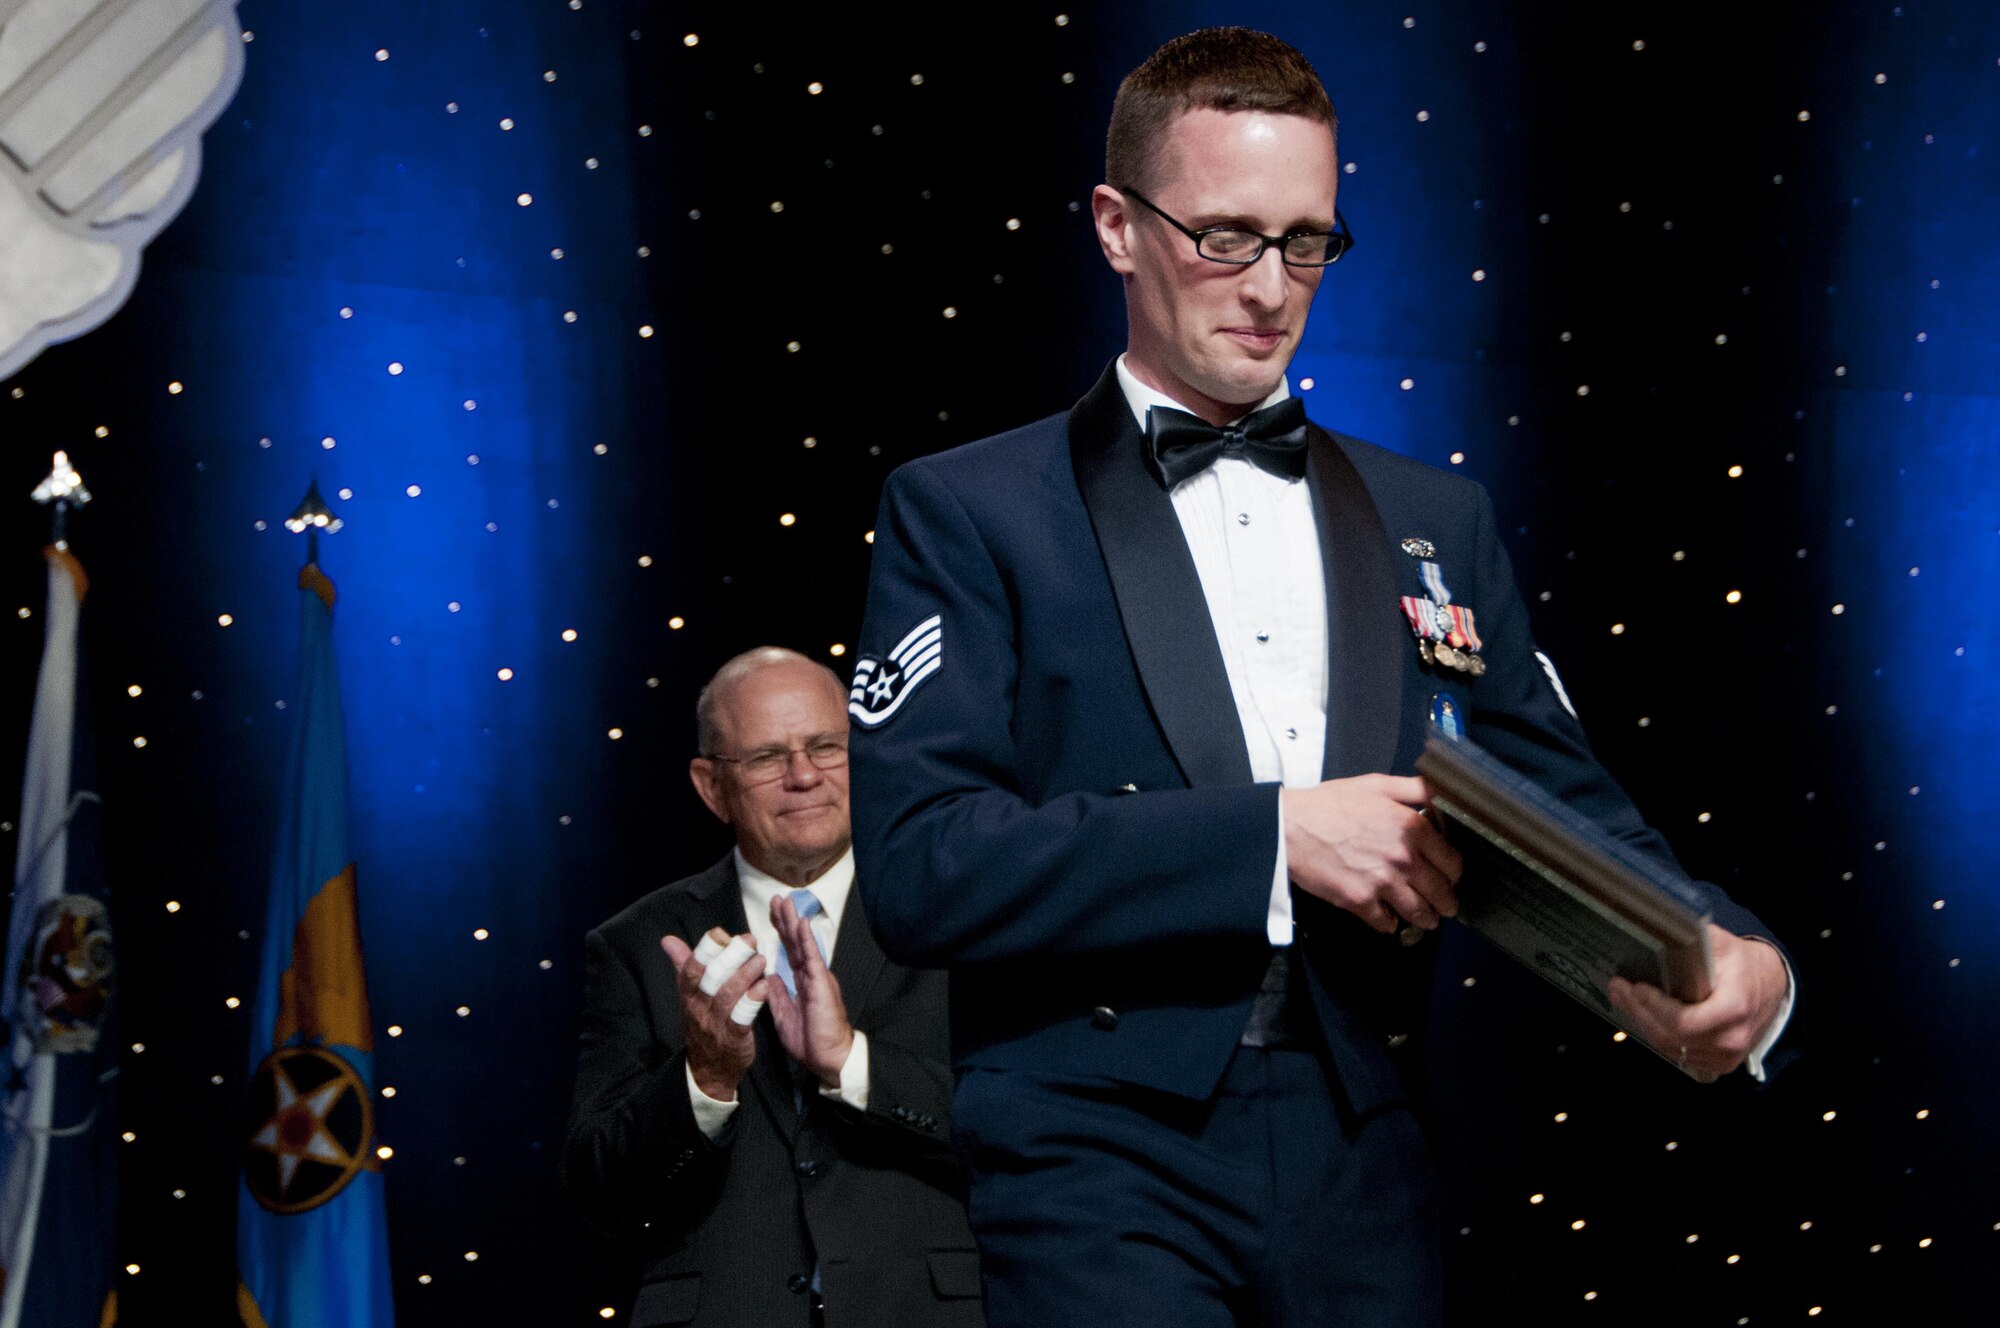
[1,454,100,1328]
[240,479,393,1327]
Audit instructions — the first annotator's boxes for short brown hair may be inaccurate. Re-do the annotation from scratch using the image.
[1106,28,1337,193]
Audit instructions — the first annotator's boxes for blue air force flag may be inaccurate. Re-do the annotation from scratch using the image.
[235,562,394,1328]
[0,547,118,1328]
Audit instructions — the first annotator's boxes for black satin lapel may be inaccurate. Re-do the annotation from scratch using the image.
[1069,363,1255,789]
[1307,428,1404,781]
[828,892,886,1014]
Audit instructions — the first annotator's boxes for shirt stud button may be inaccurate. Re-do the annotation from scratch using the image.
[1286,727,1299,739]
[1237,512,1251,525]
[1256,631,1270,643]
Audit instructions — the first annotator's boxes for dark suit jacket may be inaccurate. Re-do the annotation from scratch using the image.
[561,854,984,1328]
[849,362,1790,1117]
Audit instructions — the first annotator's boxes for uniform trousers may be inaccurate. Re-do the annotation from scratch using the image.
[953,1043,1442,1327]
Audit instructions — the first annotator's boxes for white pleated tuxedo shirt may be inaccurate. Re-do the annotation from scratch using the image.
[1115,355,1322,946]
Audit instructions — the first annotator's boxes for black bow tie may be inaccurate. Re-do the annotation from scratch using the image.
[1142,397,1311,490]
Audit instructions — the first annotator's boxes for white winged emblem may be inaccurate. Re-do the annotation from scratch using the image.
[849,614,941,728]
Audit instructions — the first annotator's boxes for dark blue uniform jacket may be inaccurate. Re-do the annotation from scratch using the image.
[849,363,1785,1116]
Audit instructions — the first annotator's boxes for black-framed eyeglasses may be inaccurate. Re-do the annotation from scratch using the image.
[703,737,849,785]
[1120,186,1354,267]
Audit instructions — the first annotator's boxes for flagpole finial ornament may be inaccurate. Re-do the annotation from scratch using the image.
[31,451,91,507]
[283,479,342,536]
[33,451,91,550]
[285,479,343,567]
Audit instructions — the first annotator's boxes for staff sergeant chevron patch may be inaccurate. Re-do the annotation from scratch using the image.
[850,614,942,728]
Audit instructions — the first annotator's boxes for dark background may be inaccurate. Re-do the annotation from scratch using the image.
[1,1,1995,1322]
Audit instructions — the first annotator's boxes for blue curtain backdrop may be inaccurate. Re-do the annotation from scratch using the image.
[0,1,1993,1322]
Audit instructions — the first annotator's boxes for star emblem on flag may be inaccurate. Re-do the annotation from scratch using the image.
[244,1045,374,1214]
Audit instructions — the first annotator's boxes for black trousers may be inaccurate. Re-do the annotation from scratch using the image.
[954,1044,1442,1327]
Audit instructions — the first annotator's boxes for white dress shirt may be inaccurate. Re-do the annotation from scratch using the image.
[1115,355,1322,946]
[686,847,872,1137]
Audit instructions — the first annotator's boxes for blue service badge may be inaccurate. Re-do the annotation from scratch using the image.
[850,613,942,728]
[1430,692,1464,742]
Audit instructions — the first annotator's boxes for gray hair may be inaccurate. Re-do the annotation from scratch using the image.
[694,646,845,754]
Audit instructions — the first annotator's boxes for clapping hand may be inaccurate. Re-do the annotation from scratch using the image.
[764,894,854,1088]
[660,928,767,1101]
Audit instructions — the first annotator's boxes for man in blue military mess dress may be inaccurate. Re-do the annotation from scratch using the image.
[848,27,1794,1328]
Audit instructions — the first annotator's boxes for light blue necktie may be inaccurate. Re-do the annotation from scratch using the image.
[770,888,826,996]
[773,887,831,1295]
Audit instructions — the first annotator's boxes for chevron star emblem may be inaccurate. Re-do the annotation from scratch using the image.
[849,614,942,728]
